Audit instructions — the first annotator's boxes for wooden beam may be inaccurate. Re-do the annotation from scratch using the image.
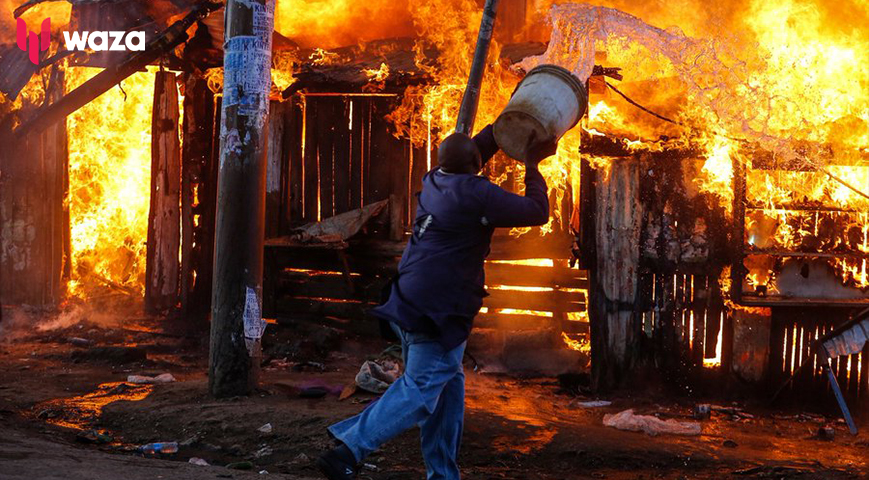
[145,70,181,313]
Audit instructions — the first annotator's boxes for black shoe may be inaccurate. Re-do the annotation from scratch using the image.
[317,444,358,480]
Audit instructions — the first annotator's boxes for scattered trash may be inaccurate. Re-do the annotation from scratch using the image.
[189,457,210,466]
[292,453,310,463]
[603,409,702,436]
[576,400,612,408]
[227,461,254,470]
[339,383,358,401]
[266,358,292,370]
[694,404,712,419]
[289,199,388,244]
[363,463,379,472]
[257,423,273,434]
[68,337,92,347]
[138,441,179,455]
[75,429,113,444]
[818,425,836,441]
[723,439,739,448]
[254,446,273,459]
[127,373,176,384]
[355,359,401,393]
[259,470,269,475]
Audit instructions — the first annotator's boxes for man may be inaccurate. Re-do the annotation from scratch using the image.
[318,124,557,480]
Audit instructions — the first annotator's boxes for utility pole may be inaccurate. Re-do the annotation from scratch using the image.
[455,0,499,136]
[209,0,276,397]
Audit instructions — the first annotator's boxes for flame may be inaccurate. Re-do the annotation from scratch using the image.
[66,67,161,297]
[275,0,414,49]
[363,62,390,83]
[562,332,591,353]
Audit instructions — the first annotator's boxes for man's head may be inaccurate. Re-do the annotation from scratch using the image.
[437,132,482,174]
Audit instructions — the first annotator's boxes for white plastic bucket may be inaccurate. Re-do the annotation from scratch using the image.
[493,64,588,161]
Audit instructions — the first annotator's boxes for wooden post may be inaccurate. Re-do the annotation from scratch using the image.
[588,159,643,390]
[180,74,216,319]
[266,100,286,238]
[145,70,182,313]
[209,0,276,398]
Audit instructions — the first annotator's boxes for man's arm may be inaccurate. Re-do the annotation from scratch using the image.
[473,124,499,168]
[481,166,549,227]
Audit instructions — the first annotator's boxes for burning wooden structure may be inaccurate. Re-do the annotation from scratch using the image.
[578,111,869,408]
[1,0,867,414]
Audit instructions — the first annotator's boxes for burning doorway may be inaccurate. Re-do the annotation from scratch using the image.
[65,68,155,299]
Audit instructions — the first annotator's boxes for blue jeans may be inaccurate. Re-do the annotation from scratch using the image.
[328,322,467,480]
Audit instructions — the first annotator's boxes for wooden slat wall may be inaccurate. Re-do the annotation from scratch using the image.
[271,94,431,235]
[264,91,586,340]
[769,308,869,403]
[0,69,68,306]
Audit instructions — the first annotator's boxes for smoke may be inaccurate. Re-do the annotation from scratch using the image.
[0,304,128,343]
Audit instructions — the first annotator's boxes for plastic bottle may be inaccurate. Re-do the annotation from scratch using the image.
[138,442,179,455]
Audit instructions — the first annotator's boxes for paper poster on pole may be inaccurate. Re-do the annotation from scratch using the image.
[243,286,266,340]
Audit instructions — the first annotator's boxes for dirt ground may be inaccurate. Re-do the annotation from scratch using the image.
[0,305,867,480]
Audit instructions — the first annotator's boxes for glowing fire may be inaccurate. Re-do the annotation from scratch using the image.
[66,67,159,297]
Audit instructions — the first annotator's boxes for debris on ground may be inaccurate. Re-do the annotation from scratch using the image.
[68,337,92,347]
[573,400,612,408]
[257,423,273,434]
[126,373,176,384]
[603,409,702,436]
[817,425,836,441]
[339,383,358,401]
[75,429,113,444]
[694,404,711,419]
[254,446,273,459]
[189,457,210,466]
[138,442,179,455]
[355,359,401,393]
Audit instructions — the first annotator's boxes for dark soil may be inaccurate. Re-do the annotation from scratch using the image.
[0,306,867,479]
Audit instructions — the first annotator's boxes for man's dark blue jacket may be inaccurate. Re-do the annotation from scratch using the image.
[370,126,550,350]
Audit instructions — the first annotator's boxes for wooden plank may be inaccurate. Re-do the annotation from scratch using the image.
[349,97,367,210]
[783,322,795,377]
[475,312,563,331]
[145,71,181,313]
[180,75,214,315]
[333,97,352,215]
[691,275,707,366]
[485,262,587,288]
[366,97,398,203]
[265,100,286,238]
[317,97,338,219]
[860,342,869,405]
[303,95,319,221]
[484,288,586,313]
[705,284,723,358]
[285,95,304,225]
[408,100,431,222]
[276,296,372,320]
[589,159,643,387]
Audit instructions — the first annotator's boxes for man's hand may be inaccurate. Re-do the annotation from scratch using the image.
[525,131,558,168]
